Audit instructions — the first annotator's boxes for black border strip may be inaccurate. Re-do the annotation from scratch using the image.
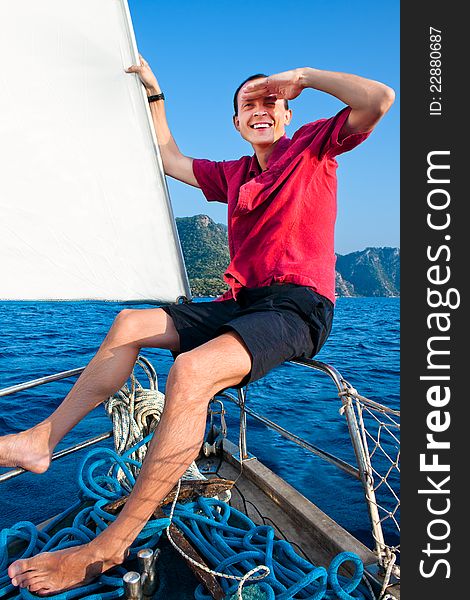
[401,4,465,596]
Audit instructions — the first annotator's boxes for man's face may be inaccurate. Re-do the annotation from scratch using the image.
[233,86,292,147]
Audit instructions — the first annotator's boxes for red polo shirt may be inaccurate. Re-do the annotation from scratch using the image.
[192,107,370,304]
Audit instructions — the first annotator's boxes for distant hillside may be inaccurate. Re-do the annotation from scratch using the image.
[336,247,400,297]
[175,215,400,297]
[175,215,230,296]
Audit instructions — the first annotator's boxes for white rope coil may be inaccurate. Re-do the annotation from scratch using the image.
[104,355,206,487]
[106,357,261,597]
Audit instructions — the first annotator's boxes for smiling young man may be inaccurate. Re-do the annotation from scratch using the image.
[1,59,394,594]
[232,73,292,167]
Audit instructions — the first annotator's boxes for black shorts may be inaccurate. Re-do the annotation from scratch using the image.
[162,284,334,386]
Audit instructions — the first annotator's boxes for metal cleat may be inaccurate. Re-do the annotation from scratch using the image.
[123,571,143,600]
[137,548,160,596]
[202,440,219,456]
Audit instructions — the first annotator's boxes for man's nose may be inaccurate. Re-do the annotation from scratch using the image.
[253,110,268,117]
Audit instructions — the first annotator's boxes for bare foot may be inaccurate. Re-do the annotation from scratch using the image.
[8,543,123,595]
[0,424,53,474]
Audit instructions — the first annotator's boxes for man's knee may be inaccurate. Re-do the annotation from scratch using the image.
[108,308,169,348]
[170,351,204,384]
[169,351,217,398]
[168,334,250,397]
[112,309,141,337]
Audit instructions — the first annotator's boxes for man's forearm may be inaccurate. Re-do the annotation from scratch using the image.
[126,58,197,185]
[145,88,198,186]
[298,67,395,118]
[146,90,182,171]
[147,99,196,185]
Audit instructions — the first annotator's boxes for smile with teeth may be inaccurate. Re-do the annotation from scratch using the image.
[250,122,273,129]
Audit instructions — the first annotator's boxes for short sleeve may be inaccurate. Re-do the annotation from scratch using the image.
[192,159,229,204]
[317,107,372,159]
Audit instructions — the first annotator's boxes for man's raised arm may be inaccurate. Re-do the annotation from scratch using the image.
[239,67,395,138]
[126,56,199,187]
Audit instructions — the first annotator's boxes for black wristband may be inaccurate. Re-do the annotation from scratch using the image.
[148,93,165,103]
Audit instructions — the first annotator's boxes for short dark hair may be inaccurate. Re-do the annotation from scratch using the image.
[233,74,289,116]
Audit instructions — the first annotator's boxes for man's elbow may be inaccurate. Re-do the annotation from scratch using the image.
[347,83,395,135]
[357,85,395,132]
[372,84,395,119]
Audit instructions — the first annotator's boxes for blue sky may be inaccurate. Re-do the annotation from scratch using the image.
[128,0,399,255]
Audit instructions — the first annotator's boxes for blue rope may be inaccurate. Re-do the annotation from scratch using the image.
[0,435,169,600]
[168,497,371,600]
[1,437,375,600]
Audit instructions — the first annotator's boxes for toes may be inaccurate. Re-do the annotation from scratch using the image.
[29,583,50,594]
[11,570,38,588]
[8,558,34,580]
[18,575,46,590]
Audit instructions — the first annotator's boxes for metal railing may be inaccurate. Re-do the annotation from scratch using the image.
[219,389,360,479]
[218,357,400,581]
[0,357,400,581]
[0,368,112,483]
[0,367,86,397]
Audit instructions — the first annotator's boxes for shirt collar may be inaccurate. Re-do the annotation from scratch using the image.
[248,154,260,177]
[248,134,290,177]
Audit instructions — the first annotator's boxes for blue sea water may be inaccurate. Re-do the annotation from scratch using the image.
[0,297,399,553]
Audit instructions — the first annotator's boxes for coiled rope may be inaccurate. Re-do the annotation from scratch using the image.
[166,479,270,599]
[166,492,370,600]
[0,437,168,600]
[1,355,381,599]
[104,356,206,487]
[1,437,374,600]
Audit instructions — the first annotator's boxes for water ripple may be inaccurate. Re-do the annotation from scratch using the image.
[0,298,400,549]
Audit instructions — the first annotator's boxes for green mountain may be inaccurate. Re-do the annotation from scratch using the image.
[175,215,230,296]
[336,247,400,297]
[175,215,400,297]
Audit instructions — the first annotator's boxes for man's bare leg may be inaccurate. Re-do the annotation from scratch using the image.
[0,308,179,473]
[8,331,252,595]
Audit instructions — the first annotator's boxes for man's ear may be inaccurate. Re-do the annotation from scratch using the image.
[233,115,240,131]
[284,109,293,126]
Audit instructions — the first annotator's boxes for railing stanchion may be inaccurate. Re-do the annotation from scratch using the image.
[237,387,249,460]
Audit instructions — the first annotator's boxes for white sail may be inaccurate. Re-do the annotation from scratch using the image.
[0,0,190,302]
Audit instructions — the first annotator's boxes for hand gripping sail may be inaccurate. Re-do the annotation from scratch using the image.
[0,0,190,302]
